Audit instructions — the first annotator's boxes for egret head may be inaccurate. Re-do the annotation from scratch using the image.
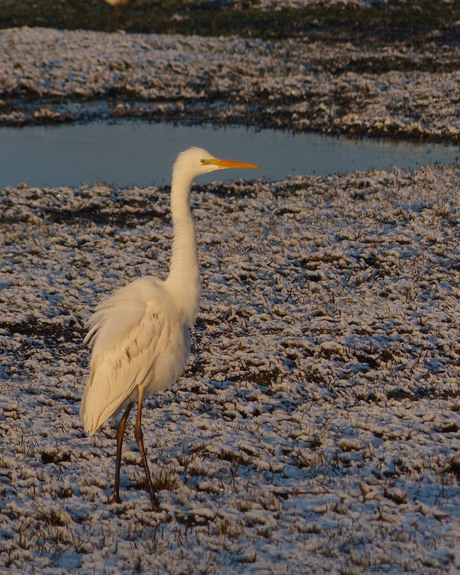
[173,147,259,183]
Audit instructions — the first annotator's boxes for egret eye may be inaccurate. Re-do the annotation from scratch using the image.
[200,159,205,165]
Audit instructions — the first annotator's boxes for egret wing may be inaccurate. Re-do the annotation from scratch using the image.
[81,279,169,434]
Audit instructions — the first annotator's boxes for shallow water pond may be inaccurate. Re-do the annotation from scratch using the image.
[1,120,458,188]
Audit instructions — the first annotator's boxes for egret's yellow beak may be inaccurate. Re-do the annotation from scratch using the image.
[203,158,259,170]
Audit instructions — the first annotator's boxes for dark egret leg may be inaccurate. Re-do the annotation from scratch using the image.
[109,403,133,505]
[134,390,161,511]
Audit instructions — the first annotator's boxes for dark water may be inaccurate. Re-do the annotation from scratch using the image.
[1,120,458,188]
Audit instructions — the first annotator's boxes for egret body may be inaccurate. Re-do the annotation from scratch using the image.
[104,0,128,7]
[80,147,258,509]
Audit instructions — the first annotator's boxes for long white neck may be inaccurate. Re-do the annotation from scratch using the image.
[166,169,201,327]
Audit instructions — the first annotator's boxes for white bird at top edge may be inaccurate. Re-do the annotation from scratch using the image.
[80,146,259,510]
[104,0,128,18]
[104,0,128,6]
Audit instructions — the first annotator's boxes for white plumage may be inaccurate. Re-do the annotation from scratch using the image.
[80,147,258,509]
[81,277,188,434]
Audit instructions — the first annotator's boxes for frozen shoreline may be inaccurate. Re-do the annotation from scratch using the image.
[0,27,459,142]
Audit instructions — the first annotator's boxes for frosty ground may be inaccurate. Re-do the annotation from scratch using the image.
[1,165,459,574]
[0,4,460,574]
[0,26,458,142]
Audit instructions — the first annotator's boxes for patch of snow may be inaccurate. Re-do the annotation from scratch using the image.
[0,164,459,573]
[0,28,458,141]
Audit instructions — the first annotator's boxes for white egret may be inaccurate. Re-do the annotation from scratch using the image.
[80,147,258,510]
[104,0,128,18]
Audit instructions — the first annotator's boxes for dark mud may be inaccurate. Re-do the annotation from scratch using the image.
[0,0,458,46]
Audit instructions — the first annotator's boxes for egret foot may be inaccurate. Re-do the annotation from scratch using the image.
[109,493,122,505]
[150,493,161,512]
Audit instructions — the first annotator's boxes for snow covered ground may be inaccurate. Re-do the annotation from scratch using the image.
[1,164,459,573]
[0,27,458,141]
[0,17,459,575]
